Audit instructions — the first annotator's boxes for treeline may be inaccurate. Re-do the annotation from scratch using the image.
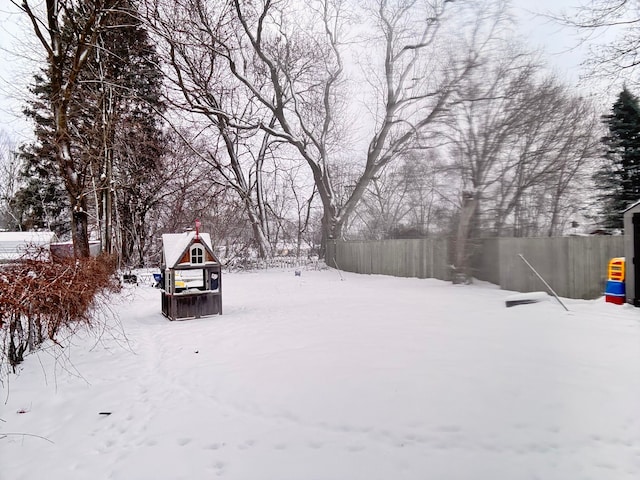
[0,0,636,274]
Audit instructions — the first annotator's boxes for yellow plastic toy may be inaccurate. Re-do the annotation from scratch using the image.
[608,257,625,282]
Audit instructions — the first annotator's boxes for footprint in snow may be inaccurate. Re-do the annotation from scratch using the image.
[210,461,226,477]
[435,425,461,433]
[237,439,256,450]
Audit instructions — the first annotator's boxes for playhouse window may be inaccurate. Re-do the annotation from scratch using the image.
[190,245,204,264]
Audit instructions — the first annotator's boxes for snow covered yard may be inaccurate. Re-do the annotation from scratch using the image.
[2,269,640,480]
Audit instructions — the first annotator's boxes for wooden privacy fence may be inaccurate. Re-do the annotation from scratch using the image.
[327,236,625,299]
[327,238,451,280]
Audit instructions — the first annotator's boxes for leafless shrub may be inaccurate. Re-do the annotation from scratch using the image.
[0,250,121,374]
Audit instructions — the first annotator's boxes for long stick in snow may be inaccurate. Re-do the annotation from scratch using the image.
[332,252,345,281]
[518,254,570,312]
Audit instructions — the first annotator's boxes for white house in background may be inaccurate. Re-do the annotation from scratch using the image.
[0,231,58,262]
[49,240,102,260]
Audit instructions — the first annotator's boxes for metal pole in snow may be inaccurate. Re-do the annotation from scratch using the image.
[332,240,345,281]
[518,254,570,312]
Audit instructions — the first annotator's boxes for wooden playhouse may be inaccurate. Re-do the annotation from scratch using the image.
[160,228,222,320]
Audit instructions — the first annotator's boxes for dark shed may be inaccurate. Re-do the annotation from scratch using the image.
[623,200,640,305]
[161,230,222,320]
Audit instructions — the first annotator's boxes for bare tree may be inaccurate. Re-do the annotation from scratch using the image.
[448,49,540,276]
[557,0,640,84]
[146,0,279,258]
[0,131,21,229]
[353,170,413,240]
[14,0,124,257]
[141,131,266,265]
[448,45,601,278]
[262,162,318,256]
[401,152,456,237]
[351,150,455,239]
[146,0,504,255]
[488,93,600,237]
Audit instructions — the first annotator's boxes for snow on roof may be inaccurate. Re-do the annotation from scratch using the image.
[0,231,57,243]
[162,231,214,268]
[49,240,102,259]
[0,231,58,261]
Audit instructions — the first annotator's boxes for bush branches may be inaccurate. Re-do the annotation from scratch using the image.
[0,252,121,372]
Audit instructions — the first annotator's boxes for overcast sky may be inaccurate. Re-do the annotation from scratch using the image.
[0,0,617,144]
[0,1,32,144]
[511,0,586,72]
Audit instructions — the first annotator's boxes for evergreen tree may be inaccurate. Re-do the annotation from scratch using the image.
[13,72,70,235]
[13,145,69,235]
[16,0,126,257]
[595,87,640,229]
[81,0,167,265]
[15,0,166,264]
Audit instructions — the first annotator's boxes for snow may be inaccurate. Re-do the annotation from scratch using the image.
[162,232,214,268]
[504,291,550,303]
[2,269,640,480]
[0,231,57,261]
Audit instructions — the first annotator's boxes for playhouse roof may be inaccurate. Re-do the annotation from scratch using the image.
[162,231,215,268]
[0,231,58,261]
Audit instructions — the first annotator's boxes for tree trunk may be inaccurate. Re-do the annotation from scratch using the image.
[246,203,272,259]
[453,191,479,283]
[71,196,91,258]
[56,124,92,258]
[19,0,117,259]
[320,200,339,258]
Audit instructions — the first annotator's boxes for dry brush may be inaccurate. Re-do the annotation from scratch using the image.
[0,251,121,373]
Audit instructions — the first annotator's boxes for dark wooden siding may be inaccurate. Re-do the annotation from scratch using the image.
[162,291,222,320]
